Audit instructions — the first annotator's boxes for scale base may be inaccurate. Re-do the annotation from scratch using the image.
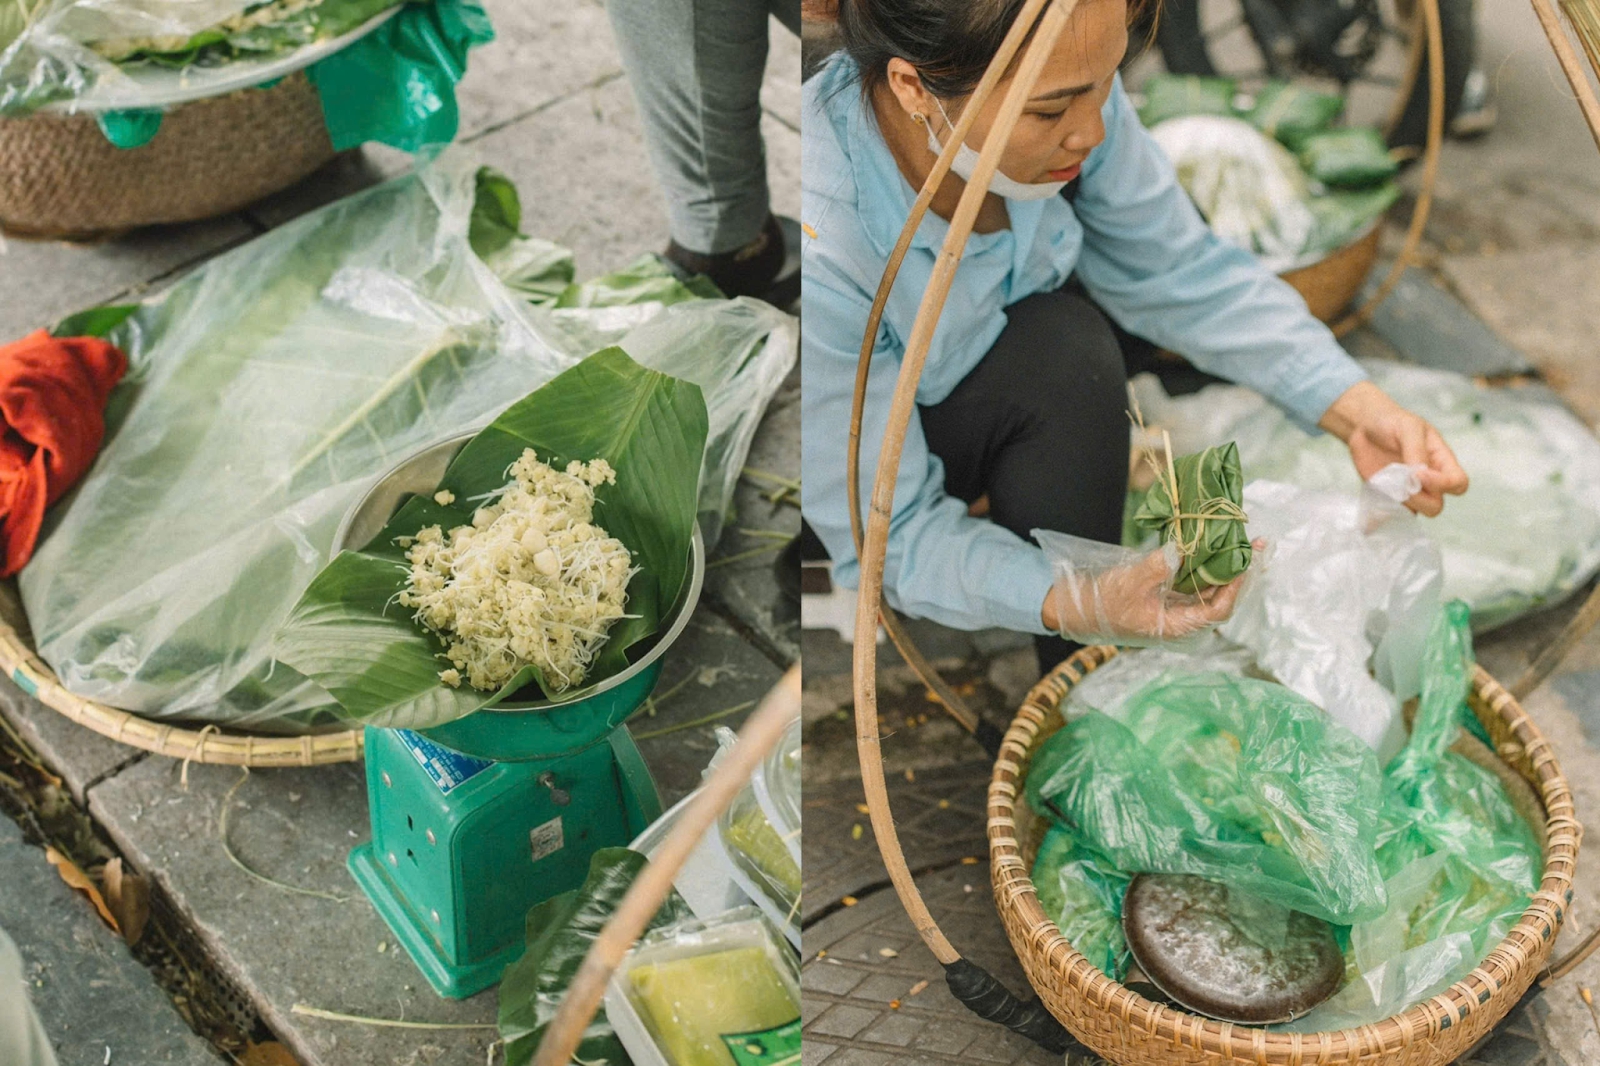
[353,725,661,999]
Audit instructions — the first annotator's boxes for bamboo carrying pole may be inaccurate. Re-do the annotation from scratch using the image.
[1532,0,1600,155]
[529,666,801,1066]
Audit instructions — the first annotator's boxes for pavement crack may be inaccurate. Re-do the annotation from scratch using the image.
[698,591,796,670]
[762,105,800,136]
[80,750,149,798]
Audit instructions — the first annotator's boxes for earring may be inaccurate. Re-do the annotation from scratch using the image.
[911,112,927,126]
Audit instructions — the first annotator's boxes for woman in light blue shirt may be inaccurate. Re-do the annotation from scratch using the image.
[800,0,1468,669]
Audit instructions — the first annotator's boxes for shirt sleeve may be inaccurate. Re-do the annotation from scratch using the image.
[1073,77,1368,432]
[800,262,1057,635]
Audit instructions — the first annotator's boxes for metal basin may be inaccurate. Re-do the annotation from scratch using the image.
[336,434,705,760]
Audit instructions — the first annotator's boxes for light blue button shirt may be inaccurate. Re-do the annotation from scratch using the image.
[801,54,1367,635]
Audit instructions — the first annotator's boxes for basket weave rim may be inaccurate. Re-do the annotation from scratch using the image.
[0,619,362,766]
[987,646,1580,1056]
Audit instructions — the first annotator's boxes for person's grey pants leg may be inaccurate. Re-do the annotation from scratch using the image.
[606,0,798,255]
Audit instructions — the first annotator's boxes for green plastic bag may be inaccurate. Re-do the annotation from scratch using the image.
[1031,826,1131,978]
[1138,73,1237,127]
[1027,672,1390,925]
[1131,441,1252,594]
[1297,128,1399,188]
[307,0,493,152]
[1306,183,1400,256]
[1245,81,1343,150]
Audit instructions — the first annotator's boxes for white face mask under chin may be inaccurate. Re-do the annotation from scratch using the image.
[924,97,1070,202]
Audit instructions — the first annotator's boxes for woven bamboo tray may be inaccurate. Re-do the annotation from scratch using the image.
[988,646,1580,1066]
[1282,223,1384,325]
[0,72,334,240]
[0,581,362,766]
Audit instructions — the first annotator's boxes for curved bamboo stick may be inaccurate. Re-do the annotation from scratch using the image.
[1532,0,1600,155]
[530,665,801,1066]
[1331,0,1446,336]
[852,0,1078,967]
[845,0,1057,735]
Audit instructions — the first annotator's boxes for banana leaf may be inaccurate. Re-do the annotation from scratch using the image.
[1245,81,1343,151]
[1297,128,1399,188]
[1132,441,1252,594]
[1137,73,1237,127]
[271,346,709,729]
[498,847,694,1066]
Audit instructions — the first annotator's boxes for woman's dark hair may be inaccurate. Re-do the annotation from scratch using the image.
[837,0,1159,100]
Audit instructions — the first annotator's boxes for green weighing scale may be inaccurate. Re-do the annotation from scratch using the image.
[335,436,706,999]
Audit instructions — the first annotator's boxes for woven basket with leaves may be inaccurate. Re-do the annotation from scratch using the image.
[987,646,1579,1066]
[0,72,334,241]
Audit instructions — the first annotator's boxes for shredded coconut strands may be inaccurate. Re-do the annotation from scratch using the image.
[397,450,635,694]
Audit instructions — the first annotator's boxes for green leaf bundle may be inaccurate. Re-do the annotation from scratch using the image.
[1132,441,1251,594]
[497,848,694,1066]
[271,346,709,730]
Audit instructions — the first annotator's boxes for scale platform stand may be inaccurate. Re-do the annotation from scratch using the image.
[349,668,666,999]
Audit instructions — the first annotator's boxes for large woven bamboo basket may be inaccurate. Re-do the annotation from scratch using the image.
[0,71,334,240]
[1282,223,1384,325]
[0,580,362,766]
[988,646,1580,1066]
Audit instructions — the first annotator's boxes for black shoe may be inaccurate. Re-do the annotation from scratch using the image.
[664,214,800,308]
[1450,68,1497,139]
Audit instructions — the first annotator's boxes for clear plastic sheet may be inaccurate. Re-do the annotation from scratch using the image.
[1220,479,1443,757]
[1147,114,1316,272]
[17,149,797,731]
[1130,362,1600,630]
[1026,672,1391,926]
[0,0,404,114]
[0,926,57,1066]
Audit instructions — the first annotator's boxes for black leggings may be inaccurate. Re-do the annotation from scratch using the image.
[919,286,1140,674]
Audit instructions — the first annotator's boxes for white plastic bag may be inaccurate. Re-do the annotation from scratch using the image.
[17,149,796,731]
[1219,479,1442,757]
[1148,114,1315,272]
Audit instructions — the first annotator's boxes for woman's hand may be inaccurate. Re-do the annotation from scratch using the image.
[1040,540,1259,644]
[1319,381,1468,517]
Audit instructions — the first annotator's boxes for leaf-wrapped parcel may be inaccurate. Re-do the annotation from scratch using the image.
[1132,441,1252,594]
[272,346,708,731]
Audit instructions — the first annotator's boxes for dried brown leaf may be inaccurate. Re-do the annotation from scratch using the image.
[240,1041,303,1066]
[44,846,119,932]
[103,857,150,947]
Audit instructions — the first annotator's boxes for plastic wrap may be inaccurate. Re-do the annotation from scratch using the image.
[1057,635,1258,722]
[1026,672,1391,926]
[1032,533,1244,647]
[17,150,797,731]
[1130,361,1600,630]
[1219,479,1442,757]
[0,0,403,113]
[0,926,57,1066]
[607,908,800,1066]
[1030,825,1130,978]
[1148,114,1315,272]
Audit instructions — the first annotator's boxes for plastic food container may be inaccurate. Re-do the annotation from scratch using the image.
[711,727,801,946]
[605,908,801,1066]
[751,718,801,868]
[629,788,747,920]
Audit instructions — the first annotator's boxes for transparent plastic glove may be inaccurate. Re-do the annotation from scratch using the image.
[1033,530,1253,646]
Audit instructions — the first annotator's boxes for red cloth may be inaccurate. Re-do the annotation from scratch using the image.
[0,330,127,577]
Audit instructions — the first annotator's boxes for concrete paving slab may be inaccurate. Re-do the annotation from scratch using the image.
[1439,246,1600,428]
[1361,268,1533,378]
[0,217,253,342]
[764,19,803,132]
[627,604,788,808]
[0,815,221,1066]
[0,678,143,806]
[456,0,621,141]
[242,147,415,231]
[86,754,500,1066]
